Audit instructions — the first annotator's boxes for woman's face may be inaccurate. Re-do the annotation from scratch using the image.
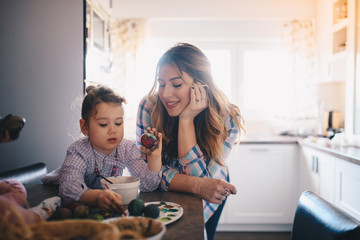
[158,64,194,117]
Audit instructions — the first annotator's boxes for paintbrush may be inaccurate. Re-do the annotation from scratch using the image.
[104,183,127,216]
[99,174,114,184]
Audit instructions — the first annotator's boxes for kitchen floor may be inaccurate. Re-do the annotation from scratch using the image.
[214,231,291,240]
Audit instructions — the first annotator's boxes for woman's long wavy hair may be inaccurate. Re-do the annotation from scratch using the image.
[147,43,245,166]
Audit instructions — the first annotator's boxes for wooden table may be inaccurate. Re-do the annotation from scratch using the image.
[25,184,204,240]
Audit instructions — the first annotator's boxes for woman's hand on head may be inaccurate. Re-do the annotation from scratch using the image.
[198,178,237,205]
[96,189,123,213]
[179,82,208,121]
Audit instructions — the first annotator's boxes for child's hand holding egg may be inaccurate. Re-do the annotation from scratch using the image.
[140,127,162,173]
[140,127,160,154]
[141,132,158,150]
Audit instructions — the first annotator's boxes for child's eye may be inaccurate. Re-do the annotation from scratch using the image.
[115,122,122,126]
[99,123,107,127]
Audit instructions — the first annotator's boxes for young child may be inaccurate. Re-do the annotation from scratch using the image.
[59,85,162,213]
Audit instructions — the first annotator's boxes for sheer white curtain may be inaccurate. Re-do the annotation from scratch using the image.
[110,18,147,139]
[281,19,317,121]
[110,19,146,95]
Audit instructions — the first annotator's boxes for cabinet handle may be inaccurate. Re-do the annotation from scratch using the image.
[312,156,318,173]
[249,148,270,152]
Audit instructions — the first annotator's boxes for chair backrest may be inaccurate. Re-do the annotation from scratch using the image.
[0,162,47,184]
[291,191,360,240]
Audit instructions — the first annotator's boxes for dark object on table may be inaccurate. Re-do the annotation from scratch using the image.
[58,205,123,220]
[0,114,26,143]
[128,198,145,216]
[0,162,47,184]
[291,191,360,240]
[59,207,73,219]
[61,201,91,219]
[144,204,160,219]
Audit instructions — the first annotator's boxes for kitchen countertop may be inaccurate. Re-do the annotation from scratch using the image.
[299,139,360,165]
[240,136,299,144]
[239,135,360,165]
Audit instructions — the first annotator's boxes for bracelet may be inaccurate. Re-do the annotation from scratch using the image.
[197,177,204,198]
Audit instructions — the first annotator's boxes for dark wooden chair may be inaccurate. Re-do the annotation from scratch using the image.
[291,191,360,240]
[0,162,47,184]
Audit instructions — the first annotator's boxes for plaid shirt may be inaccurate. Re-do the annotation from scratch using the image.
[136,96,240,222]
[59,137,161,205]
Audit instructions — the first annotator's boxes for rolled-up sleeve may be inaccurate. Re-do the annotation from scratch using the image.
[160,144,208,191]
[136,97,151,147]
[136,97,153,161]
[161,115,240,190]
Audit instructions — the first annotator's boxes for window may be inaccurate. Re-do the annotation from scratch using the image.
[243,49,293,117]
[200,41,294,120]
[203,49,232,101]
[123,40,295,138]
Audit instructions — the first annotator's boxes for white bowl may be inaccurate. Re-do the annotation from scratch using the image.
[148,224,166,240]
[100,176,140,204]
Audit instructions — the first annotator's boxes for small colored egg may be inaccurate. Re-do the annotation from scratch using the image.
[141,132,158,150]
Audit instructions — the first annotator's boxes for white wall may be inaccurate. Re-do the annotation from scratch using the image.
[0,0,83,172]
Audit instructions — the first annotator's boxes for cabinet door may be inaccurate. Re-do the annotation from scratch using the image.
[300,147,336,203]
[335,159,360,220]
[300,147,319,193]
[317,151,336,203]
[225,144,298,224]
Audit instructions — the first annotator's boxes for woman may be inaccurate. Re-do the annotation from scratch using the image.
[136,43,245,240]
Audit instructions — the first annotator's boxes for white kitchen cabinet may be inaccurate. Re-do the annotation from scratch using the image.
[299,147,319,193]
[300,146,336,204]
[299,144,360,220]
[335,159,360,219]
[219,144,299,231]
[316,0,355,83]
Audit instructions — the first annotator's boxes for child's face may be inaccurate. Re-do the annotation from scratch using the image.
[82,102,124,155]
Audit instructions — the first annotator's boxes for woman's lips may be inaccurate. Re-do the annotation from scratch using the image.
[165,100,180,109]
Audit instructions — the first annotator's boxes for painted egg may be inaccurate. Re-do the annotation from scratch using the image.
[144,204,160,219]
[141,132,158,150]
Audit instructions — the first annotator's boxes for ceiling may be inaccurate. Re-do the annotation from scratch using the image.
[110,0,316,19]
